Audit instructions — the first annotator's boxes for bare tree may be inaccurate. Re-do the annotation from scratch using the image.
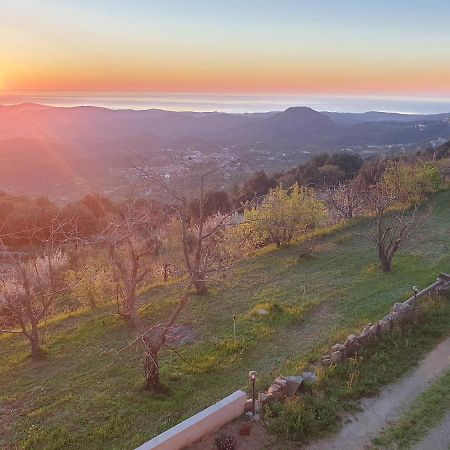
[364,183,428,272]
[99,204,161,321]
[108,161,246,390]
[326,180,364,221]
[134,162,243,295]
[98,201,195,390]
[0,219,72,358]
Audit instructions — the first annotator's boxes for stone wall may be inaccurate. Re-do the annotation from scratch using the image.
[258,274,450,406]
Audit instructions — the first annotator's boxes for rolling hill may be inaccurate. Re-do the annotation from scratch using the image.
[1,103,450,198]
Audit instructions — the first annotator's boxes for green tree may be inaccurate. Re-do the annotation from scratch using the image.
[383,161,443,205]
[66,255,115,309]
[241,184,327,248]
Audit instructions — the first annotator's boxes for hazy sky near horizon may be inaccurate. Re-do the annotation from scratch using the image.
[1,1,450,95]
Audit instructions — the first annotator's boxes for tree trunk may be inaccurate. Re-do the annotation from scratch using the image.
[144,346,161,391]
[29,324,43,359]
[379,253,392,272]
[193,277,208,295]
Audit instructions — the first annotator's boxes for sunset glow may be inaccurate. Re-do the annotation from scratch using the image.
[2,0,450,96]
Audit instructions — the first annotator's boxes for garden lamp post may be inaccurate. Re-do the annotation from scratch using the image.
[248,370,257,416]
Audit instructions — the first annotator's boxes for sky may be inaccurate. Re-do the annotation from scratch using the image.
[1,0,450,96]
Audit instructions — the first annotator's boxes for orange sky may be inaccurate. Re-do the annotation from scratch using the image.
[2,1,450,95]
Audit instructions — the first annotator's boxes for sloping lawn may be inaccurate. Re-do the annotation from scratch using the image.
[0,191,449,450]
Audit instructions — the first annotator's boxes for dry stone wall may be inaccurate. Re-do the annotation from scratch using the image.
[258,274,450,407]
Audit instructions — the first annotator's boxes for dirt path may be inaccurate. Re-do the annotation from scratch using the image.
[305,337,450,450]
[412,410,450,450]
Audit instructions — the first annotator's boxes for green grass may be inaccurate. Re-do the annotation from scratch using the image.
[264,295,450,444]
[0,191,449,450]
[373,367,450,449]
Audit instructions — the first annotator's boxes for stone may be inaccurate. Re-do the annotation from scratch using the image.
[358,331,370,345]
[438,283,450,295]
[244,399,261,414]
[302,371,317,384]
[384,313,396,323]
[331,343,345,353]
[391,303,417,323]
[258,393,272,404]
[378,320,390,335]
[274,377,287,388]
[392,303,405,313]
[368,324,378,337]
[343,334,361,357]
[255,309,269,315]
[330,350,343,363]
[345,334,358,345]
[283,376,304,397]
[245,412,261,422]
[267,384,281,395]
[320,358,331,367]
[343,344,357,358]
[244,399,253,413]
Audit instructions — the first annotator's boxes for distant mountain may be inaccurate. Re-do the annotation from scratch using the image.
[324,111,450,125]
[228,107,339,145]
[1,103,449,152]
[1,103,450,199]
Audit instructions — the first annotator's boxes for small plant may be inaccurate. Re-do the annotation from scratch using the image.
[297,238,318,258]
[215,433,237,450]
[335,233,351,245]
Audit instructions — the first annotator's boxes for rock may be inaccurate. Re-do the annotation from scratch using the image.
[283,376,303,397]
[345,334,358,345]
[330,350,343,363]
[302,371,317,384]
[343,334,361,357]
[274,377,287,388]
[320,358,331,367]
[244,399,253,413]
[267,384,281,395]
[343,344,357,358]
[368,324,378,337]
[391,303,417,323]
[258,393,272,404]
[244,399,261,414]
[384,313,396,323]
[255,309,269,315]
[392,303,405,313]
[378,320,390,335]
[358,331,370,345]
[331,343,345,353]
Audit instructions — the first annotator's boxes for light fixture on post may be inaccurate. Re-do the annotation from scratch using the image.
[248,370,257,416]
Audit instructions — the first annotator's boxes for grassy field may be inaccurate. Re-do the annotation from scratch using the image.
[0,191,449,450]
[373,367,450,449]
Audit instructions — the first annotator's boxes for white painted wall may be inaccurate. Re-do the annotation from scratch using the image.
[136,390,247,450]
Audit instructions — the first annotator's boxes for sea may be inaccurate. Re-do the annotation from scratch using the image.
[2,92,450,114]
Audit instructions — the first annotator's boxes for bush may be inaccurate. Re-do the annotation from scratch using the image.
[265,394,338,441]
